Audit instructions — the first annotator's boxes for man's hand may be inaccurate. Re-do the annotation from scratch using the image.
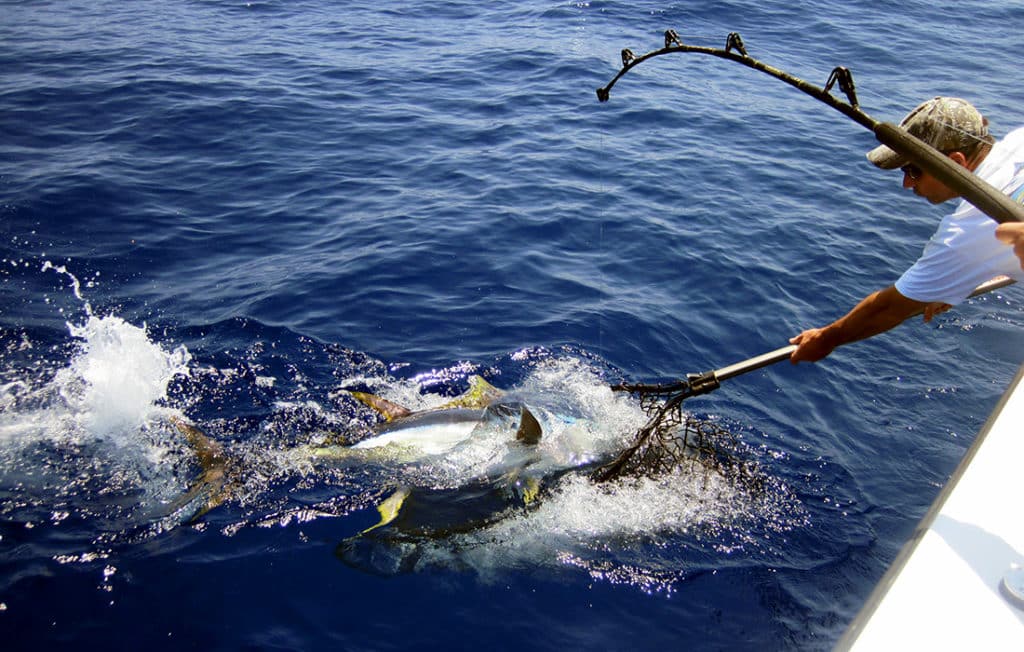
[995,222,1024,271]
[789,327,839,364]
[923,302,952,322]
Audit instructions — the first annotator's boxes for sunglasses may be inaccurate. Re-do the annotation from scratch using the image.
[901,163,924,180]
[900,149,962,181]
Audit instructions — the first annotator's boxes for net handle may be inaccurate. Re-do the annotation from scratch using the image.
[618,275,1017,397]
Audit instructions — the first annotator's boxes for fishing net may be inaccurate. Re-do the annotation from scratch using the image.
[592,383,760,486]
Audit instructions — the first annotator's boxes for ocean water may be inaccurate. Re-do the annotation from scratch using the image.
[2,1,1022,649]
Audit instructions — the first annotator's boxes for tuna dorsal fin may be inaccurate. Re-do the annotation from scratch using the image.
[350,391,412,422]
[439,375,504,409]
[515,406,542,445]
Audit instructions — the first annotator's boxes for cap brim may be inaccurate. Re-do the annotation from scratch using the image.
[866,143,906,170]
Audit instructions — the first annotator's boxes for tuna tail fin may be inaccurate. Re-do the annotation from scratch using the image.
[171,416,225,468]
[499,468,542,505]
[170,416,230,521]
[349,391,412,422]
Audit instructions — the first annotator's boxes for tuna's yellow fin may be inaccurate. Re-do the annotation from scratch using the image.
[439,375,503,409]
[499,468,542,506]
[361,487,411,534]
[352,376,502,418]
[520,477,541,505]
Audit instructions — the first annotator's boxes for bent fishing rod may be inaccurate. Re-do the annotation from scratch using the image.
[596,30,1024,226]
[594,276,1016,483]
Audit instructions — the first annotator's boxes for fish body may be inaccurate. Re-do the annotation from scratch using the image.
[331,383,556,570]
[350,408,486,454]
[172,376,543,524]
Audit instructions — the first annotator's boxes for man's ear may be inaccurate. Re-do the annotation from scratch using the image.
[947,150,969,167]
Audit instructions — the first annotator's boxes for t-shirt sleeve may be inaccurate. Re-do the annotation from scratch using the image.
[895,211,1021,304]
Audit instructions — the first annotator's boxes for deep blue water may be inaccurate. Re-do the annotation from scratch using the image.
[2,1,1023,649]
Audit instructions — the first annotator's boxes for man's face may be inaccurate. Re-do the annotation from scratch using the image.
[900,154,963,204]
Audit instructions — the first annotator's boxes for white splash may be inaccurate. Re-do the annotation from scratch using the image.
[61,314,190,440]
[0,264,194,527]
[2,264,192,445]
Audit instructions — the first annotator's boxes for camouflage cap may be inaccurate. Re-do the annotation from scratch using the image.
[867,96,989,169]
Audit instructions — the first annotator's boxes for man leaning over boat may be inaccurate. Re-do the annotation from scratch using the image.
[790,97,1024,363]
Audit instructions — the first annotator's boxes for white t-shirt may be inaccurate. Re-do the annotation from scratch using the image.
[895,126,1024,304]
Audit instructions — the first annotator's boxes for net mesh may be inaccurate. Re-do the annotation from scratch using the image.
[593,391,760,486]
